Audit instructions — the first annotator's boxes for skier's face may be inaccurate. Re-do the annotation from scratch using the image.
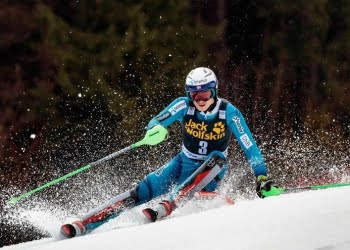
[190,90,214,112]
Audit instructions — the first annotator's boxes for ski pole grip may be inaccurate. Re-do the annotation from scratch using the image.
[133,125,168,147]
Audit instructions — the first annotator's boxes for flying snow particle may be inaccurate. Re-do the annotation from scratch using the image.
[78,93,82,97]
[30,134,36,139]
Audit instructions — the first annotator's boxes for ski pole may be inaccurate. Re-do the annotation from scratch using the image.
[262,182,350,197]
[7,125,168,205]
[282,183,350,194]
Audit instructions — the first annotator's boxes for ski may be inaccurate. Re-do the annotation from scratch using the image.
[60,152,233,238]
[60,190,137,238]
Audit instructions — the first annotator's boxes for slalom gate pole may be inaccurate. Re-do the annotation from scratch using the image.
[7,125,168,205]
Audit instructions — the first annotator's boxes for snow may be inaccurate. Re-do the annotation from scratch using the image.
[4,186,350,250]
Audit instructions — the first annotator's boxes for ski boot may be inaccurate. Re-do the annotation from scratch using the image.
[60,220,86,238]
[142,200,175,222]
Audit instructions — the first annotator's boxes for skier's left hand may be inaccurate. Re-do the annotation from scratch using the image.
[256,175,282,198]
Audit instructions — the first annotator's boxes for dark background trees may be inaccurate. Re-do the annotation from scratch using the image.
[0,0,349,246]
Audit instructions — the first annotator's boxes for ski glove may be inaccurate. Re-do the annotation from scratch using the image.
[144,125,168,145]
[256,175,281,198]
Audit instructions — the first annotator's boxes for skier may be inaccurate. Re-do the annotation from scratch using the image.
[61,67,279,238]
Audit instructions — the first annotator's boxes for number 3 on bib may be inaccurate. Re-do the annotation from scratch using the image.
[198,141,208,154]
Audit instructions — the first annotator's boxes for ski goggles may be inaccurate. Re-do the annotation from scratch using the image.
[189,90,215,102]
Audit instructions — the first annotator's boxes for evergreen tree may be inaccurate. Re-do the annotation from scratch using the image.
[1,1,224,187]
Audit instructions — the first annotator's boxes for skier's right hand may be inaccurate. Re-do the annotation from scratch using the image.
[256,175,281,198]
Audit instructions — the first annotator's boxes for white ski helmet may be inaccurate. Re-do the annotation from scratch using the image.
[185,67,218,98]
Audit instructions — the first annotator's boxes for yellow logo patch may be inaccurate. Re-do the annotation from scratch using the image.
[213,122,225,134]
[185,119,225,140]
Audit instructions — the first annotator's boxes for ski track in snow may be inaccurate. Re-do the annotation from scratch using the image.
[3,186,350,250]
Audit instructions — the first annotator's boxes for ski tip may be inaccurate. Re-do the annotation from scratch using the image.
[60,224,77,238]
[60,221,86,238]
[142,208,158,222]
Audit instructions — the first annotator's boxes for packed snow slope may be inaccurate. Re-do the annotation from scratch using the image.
[4,186,350,250]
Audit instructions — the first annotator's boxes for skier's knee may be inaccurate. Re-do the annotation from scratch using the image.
[130,188,139,201]
[134,179,153,204]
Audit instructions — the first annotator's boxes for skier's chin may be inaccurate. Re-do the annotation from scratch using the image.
[194,99,214,112]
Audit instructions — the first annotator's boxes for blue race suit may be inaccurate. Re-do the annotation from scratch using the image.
[136,97,267,203]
